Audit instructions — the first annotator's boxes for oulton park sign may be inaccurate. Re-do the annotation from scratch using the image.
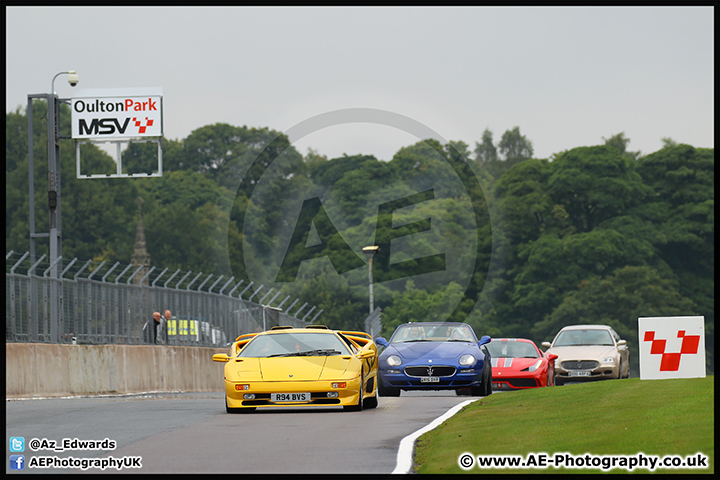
[71,87,163,140]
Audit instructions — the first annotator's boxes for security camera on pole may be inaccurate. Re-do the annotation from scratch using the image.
[47,71,79,278]
[27,70,79,343]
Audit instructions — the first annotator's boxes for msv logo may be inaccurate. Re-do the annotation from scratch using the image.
[228,108,492,323]
[77,117,131,135]
[77,117,154,136]
[643,330,701,371]
[638,316,706,380]
[132,117,155,134]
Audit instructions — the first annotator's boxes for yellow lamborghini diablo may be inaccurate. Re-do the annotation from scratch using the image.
[212,326,379,412]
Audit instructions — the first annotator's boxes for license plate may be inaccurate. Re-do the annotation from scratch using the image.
[569,371,591,377]
[420,376,440,383]
[271,392,311,402]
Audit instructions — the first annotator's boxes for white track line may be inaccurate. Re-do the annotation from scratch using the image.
[392,398,481,474]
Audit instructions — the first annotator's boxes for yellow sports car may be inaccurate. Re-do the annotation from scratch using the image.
[212,325,379,412]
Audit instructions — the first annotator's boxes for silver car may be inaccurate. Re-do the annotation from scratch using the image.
[542,325,630,385]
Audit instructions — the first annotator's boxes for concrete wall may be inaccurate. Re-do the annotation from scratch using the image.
[5,343,228,398]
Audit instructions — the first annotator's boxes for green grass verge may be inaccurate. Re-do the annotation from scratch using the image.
[413,376,714,474]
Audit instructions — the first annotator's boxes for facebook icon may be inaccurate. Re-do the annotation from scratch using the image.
[10,455,25,470]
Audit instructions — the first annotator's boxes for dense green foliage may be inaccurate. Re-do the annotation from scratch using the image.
[6,104,714,373]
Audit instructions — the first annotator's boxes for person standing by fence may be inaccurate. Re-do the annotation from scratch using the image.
[163,309,172,344]
[152,311,161,344]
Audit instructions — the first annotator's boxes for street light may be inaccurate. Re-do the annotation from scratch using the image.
[362,246,379,315]
[27,70,78,343]
[29,70,80,268]
[46,70,79,279]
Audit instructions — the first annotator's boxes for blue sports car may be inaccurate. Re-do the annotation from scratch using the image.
[375,322,492,396]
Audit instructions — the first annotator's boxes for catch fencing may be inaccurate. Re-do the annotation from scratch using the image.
[5,251,322,346]
[364,307,382,340]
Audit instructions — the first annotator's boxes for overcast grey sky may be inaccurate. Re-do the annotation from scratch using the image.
[5,6,714,161]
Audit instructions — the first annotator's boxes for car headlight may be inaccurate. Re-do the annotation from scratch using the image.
[527,359,543,372]
[459,354,476,366]
[386,355,402,366]
[602,357,615,364]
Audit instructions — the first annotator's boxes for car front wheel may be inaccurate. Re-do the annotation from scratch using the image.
[344,374,365,412]
[378,377,401,397]
[363,393,378,409]
[471,361,492,396]
[363,375,378,409]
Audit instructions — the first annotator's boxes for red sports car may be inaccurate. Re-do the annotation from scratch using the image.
[486,338,557,391]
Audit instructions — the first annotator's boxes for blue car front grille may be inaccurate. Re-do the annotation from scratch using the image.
[404,365,456,377]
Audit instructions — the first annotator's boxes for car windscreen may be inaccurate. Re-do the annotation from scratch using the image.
[239,332,352,357]
[390,324,475,343]
[554,329,614,346]
[487,341,539,358]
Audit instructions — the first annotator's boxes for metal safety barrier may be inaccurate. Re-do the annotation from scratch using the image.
[5,251,322,346]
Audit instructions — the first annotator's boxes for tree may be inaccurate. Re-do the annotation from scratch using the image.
[288,274,368,332]
[445,140,472,164]
[547,145,651,233]
[479,126,534,179]
[381,280,464,337]
[320,154,393,225]
[227,128,310,280]
[474,128,498,164]
[602,132,641,160]
[134,170,235,272]
[634,145,714,276]
[170,123,306,194]
[390,139,457,192]
[498,126,533,161]
[493,158,554,243]
[122,137,182,175]
[303,147,328,175]
[661,137,678,149]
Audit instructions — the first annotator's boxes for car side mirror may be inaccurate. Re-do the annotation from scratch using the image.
[375,337,389,348]
[478,335,491,347]
[212,353,230,362]
[541,341,552,348]
[617,340,627,346]
[546,353,558,362]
